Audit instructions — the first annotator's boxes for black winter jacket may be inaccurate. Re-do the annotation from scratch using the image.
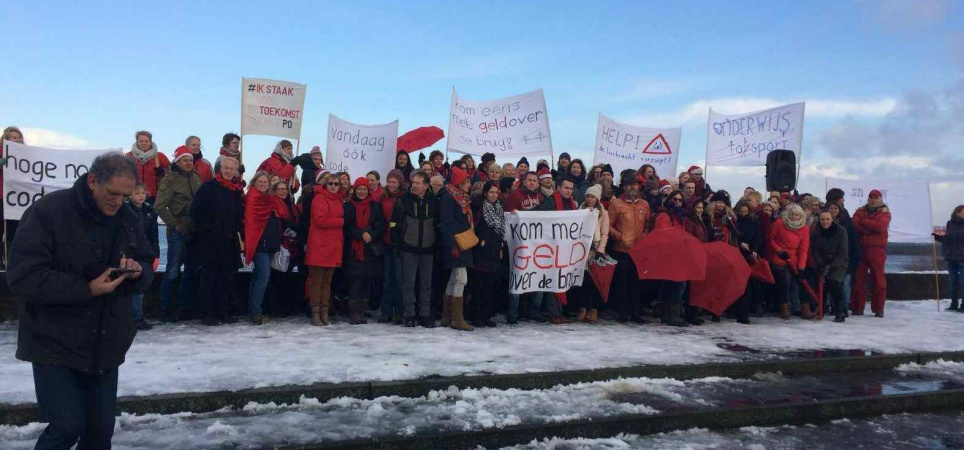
[190,180,244,269]
[810,223,850,282]
[343,197,388,269]
[10,175,154,374]
[128,201,160,259]
[391,192,438,255]
[937,216,964,262]
[734,216,762,253]
[471,200,506,273]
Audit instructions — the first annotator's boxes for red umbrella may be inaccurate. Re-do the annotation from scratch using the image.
[689,242,752,317]
[749,257,775,284]
[629,227,707,281]
[397,126,445,153]
[588,258,616,303]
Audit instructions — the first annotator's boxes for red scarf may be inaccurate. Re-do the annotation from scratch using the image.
[216,173,242,191]
[552,191,577,210]
[445,184,472,224]
[351,195,374,261]
[243,189,291,262]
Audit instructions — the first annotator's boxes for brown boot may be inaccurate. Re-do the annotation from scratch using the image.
[350,299,368,325]
[780,304,790,320]
[576,308,587,322]
[874,311,884,318]
[310,306,323,326]
[800,303,814,320]
[319,306,330,326]
[441,295,453,328]
[587,309,599,324]
[450,296,473,331]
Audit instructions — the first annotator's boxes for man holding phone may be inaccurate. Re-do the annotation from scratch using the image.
[8,152,154,449]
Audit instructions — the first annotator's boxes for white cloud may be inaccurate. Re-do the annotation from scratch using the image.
[623,97,897,127]
[19,128,95,150]
[610,79,694,103]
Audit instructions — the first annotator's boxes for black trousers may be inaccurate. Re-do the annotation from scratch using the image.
[611,251,641,318]
[825,278,846,315]
[471,269,498,321]
[570,270,602,310]
[32,363,118,450]
[199,262,236,320]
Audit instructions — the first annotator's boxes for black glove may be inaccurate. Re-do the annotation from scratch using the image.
[154,166,166,177]
[777,251,790,261]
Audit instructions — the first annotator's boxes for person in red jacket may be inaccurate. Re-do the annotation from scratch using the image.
[257,140,300,193]
[305,173,345,326]
[185,135,214,183]
[851,190,892,317]
[506,172,544,212]
[769,204,811,320]
[125,130,170,203]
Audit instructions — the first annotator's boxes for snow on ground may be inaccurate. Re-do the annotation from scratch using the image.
[895,359,964,383]
[500,413,964,449]
[0,376,741,450]
[1,300,961,404]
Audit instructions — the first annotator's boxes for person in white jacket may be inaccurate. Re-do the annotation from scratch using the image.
[570,184,610,324]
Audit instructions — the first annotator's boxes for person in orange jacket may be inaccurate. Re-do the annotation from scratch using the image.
[607,171,652,323]
[851,189,891,317]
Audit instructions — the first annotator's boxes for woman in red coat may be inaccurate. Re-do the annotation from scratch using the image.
[769,203,811,320]
[125,130,170,203]
[258,140,299,193]
[306,173,345,326]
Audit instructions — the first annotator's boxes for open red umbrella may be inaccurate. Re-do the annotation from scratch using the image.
[588,258,617,303]
[397,126,444,153]
[689,242,752,316]
[629,227,707,281]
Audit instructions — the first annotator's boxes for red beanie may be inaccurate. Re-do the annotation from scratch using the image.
[869,189,882,199]
[537,167,552,179]
[450,166,469,187]
[310,146,322,155]
[688,165,702,174]
[659,179,670,188]
[353,177,369,189]
[173,145,193,163]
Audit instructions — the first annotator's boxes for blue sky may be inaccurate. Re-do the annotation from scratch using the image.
[2,0,962,223]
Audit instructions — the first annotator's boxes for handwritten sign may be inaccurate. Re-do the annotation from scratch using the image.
[706,102,805,166]
[504,209,597,294]
[593,113,681,179]
[325,114,399,177]
[3,142,118,220]
[825,177,932,244]
[447,88,552,157]
[241,77,307,140]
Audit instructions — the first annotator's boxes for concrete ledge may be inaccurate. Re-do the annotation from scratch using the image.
[4,351,963,426]
[273,389,964,450]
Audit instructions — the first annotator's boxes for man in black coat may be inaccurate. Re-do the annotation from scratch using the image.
[191,156,245,326]
[9,152,154,450]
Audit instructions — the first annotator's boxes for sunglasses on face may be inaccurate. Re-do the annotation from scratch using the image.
[326,182,339,187]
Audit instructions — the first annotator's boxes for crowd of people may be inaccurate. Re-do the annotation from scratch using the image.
[4,127,964,333]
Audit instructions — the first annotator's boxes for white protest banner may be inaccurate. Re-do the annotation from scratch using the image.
[593,113,681,179]
[447,88,552,157]
[706,102,805,166]
[325,114,399,177]
[825,177,933,244]
[3,142,117,220]
[241,77,307,140]
[504,209,597,294]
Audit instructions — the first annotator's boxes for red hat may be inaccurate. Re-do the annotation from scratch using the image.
[537,167,552,179]
[310,146,322,155]
[869,189,882,198]
[450,166,469,187]
[173,145,194,164]
[353,177,369,189]
[659,179,670,188]
[688,165,702,174]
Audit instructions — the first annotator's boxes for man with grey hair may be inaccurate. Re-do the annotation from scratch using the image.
[429,174,445,195]
[9,152,155,449]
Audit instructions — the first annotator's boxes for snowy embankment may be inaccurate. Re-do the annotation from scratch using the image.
[1,300,961,405]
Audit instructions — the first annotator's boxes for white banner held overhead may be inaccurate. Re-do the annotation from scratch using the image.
[504,209,597,294]
[593,113,681,179]
[241,77,307,140]
[706,102,805,166]
[325,114,399,177]
[447,88,552,157]
[824,177,933,244]
[3,142,118,221]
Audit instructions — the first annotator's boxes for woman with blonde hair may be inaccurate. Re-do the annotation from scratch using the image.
[769,203,811,320]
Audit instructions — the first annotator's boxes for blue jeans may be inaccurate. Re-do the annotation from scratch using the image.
[507,294,520,322]
[841,273,853,310]
[131,294,144,320]
[381,251,403,318]
[160,230,198,313]
[950,261,963,301]
[247,252,272,316]
[32,363,118,450]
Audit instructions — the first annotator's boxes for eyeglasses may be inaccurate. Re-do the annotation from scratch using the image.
[326,182,339,187]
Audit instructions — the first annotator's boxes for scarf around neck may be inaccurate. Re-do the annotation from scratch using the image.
[482,199,505,237]
[272,141,293,163]
[130,142,158,164]
[445,184,473,224]
[216,173,242,191]
[351,194,374,261]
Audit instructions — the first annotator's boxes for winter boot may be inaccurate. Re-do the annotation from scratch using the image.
[311,306,323,326]
[666,303,689,328]
[587,309,599,324]
[440,295,453,328]
[450,297,473,331]
[800,303,814,320]
[874,310,885,318]
[949,299,960,311]
[576,308,587,322]
[350,299,368,325]
[780,304,791,320]
[685,306,705,326]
